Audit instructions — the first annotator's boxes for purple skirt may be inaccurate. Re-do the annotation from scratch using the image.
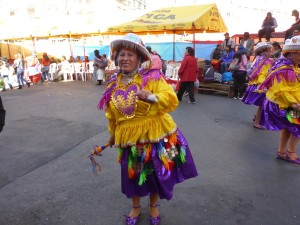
[242,85,265,106]
[120,129,198,200]
[260,99,300,137]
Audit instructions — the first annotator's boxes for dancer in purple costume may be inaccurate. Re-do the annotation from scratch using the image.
[98,33,198,225]
[242,42,274,129]
[258,36,300,164]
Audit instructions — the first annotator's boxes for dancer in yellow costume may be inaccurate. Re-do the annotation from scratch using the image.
[259,36,300,164]
[242,42,274,129]
[98,33,198,225]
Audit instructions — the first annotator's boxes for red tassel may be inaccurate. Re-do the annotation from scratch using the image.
[168,161,175,171]
[165,142,171,149]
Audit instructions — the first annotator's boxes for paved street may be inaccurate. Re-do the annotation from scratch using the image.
[0,81,299,225]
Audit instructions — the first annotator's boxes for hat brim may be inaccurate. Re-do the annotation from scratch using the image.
[282,46,300,52]
[110,39,151,63]
[254,44,272,54]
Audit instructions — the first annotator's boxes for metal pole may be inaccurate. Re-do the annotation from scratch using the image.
[31,35,36,53]
[192,23,196,56]
[173,31,175,62]
[68,32,73,58]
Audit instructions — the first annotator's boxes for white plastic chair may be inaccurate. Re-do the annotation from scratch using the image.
[81,62,88,81]
[62,63,73,81]
[86,61,94,81]
[165,65,175,78]
[172,67,180,80]
[49,63,57,81]
[74,62,85,81]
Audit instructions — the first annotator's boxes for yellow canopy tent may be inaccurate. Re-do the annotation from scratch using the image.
[103,4,227,60]
[104,3,227,35]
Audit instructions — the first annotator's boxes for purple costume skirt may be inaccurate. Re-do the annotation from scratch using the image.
[242,85,266,107]
[260,99,300,137]
[120,129,198,200]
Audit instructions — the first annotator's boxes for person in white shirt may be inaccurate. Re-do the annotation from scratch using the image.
[221,33,236,51]
[0,61,13,90]
[57,56,70,81]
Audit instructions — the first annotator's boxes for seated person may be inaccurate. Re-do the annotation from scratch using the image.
[284,9,300,40]
[239,32,254,57]
[258,12,278,43]
[220,45,234,74]
[203,60,215,83]
[83,56,89,62]
[75,56,82,63]
[68,56,75,63]
[57,56,70,80]
[210,44,222,72]
[270,41,282,59]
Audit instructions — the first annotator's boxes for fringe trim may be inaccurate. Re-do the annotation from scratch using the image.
[286,110,300,125]
[120,129,187,186]
[249,57,273,82]
[116,126,178,148]
[140,69,164,88]
[98,74,118,110]
[258,65,295,91]
[98,69,163,110]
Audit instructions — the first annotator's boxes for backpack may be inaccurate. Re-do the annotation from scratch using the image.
[203,65,215,83]
[229,58,240,71]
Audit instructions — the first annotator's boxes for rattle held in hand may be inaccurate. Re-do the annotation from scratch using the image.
[88,143,109,175]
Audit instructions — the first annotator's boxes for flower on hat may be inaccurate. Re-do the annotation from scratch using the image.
[282,35,300,52]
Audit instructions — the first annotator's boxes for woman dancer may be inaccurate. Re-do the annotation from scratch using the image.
[98,33,198,225]
[242,42,274,129]
[259,36,300,164]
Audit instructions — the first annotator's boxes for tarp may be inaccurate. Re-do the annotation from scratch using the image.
[103,4,228,35]
[72,42,221,62]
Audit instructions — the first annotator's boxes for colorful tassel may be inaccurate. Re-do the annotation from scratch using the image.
[168,161,175,171]
[286,111,300,124]
[179,146,186,163]
[128,154,136,179]
[144,144,152,162]
[92,143,109,156]
[128,168,136,179]
[131,145,137,161]
[168,132,177,145]
[89,155,102,175]
[88,143,109,176]
[117,147,123,163]
[138,165,153,185]
[160,156,170,170]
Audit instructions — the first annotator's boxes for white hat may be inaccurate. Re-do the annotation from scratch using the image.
[110,33,151,63]
[282,35,300,52]
[254,42,272,54]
